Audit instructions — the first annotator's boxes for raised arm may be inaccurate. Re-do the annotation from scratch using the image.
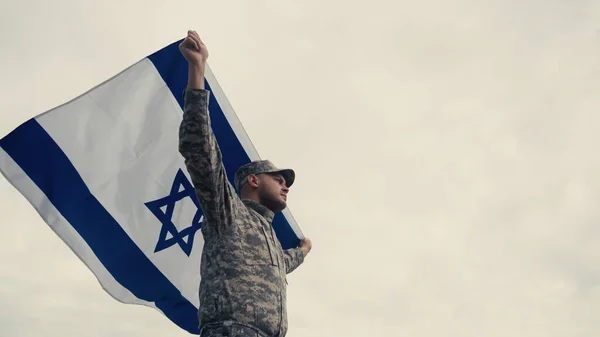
[177,31,237,234]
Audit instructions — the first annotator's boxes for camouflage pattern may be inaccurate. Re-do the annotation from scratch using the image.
[200,320,270,337]
[178,89,305,337]
[234,160,295,192]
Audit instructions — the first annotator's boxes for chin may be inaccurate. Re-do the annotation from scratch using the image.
[273,201,287,212]
[260,193,288,212]
[267,199,286,212]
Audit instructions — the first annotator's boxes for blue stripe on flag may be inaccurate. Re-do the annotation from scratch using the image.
[0,120,200,334]
[147,40,300,249]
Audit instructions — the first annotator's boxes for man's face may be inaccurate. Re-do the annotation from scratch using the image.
[257,173,289,212]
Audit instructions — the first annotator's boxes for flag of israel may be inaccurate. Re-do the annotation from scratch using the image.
[0,40,303,334]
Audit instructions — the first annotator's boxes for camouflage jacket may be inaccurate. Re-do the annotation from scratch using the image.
[178,88,305,337]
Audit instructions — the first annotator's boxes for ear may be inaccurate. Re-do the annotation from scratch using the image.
[246,174,260,188]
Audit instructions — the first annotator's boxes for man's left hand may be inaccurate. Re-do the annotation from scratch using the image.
[299,238,312,257]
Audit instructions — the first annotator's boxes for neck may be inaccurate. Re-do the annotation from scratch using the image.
[240,190,261,204]
[240,198,275,223]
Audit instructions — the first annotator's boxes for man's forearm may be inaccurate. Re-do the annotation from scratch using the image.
[187,64,205,90]
[283,247,305,274]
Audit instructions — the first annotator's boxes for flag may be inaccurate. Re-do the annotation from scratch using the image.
[0,40,303,334]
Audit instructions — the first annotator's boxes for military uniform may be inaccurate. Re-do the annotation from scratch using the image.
[178,88,305,337]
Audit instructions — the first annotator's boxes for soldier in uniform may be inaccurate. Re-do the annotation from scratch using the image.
[177,30,312,337]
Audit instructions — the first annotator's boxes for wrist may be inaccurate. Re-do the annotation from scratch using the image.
[187,62,206,90]
[189,62,206,75]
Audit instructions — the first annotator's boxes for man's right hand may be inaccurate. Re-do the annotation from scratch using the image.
[179,30,209,68]
[180,30,209,89]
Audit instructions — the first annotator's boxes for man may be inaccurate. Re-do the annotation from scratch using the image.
[177,30,312,337]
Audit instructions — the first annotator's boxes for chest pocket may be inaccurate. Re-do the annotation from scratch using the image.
[239,221,278,266]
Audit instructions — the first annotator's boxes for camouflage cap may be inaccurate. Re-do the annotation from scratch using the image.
[234,160,295,191]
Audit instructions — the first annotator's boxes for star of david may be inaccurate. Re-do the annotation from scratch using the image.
[144,168,203,256]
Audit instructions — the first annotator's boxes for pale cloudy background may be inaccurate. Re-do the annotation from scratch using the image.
[1,0,599,336]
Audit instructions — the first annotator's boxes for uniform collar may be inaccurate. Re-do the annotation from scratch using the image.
[242,199,275,223]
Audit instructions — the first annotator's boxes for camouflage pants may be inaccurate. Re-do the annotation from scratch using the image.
[199,321,272,337]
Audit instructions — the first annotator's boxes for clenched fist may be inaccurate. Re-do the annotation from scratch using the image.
[299,238,312,257]
[179,30,209,67]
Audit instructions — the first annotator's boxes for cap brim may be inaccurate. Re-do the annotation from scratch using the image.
[269,169,295,187]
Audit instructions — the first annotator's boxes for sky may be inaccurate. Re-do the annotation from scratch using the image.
[1,0,600,336]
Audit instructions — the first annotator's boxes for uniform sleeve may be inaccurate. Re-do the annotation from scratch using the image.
[283,247,305,274]
[178,88,237,235]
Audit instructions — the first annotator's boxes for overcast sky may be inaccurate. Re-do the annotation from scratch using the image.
[1,0,600,336]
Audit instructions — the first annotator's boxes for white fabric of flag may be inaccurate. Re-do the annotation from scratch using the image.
[0,40,303,334]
